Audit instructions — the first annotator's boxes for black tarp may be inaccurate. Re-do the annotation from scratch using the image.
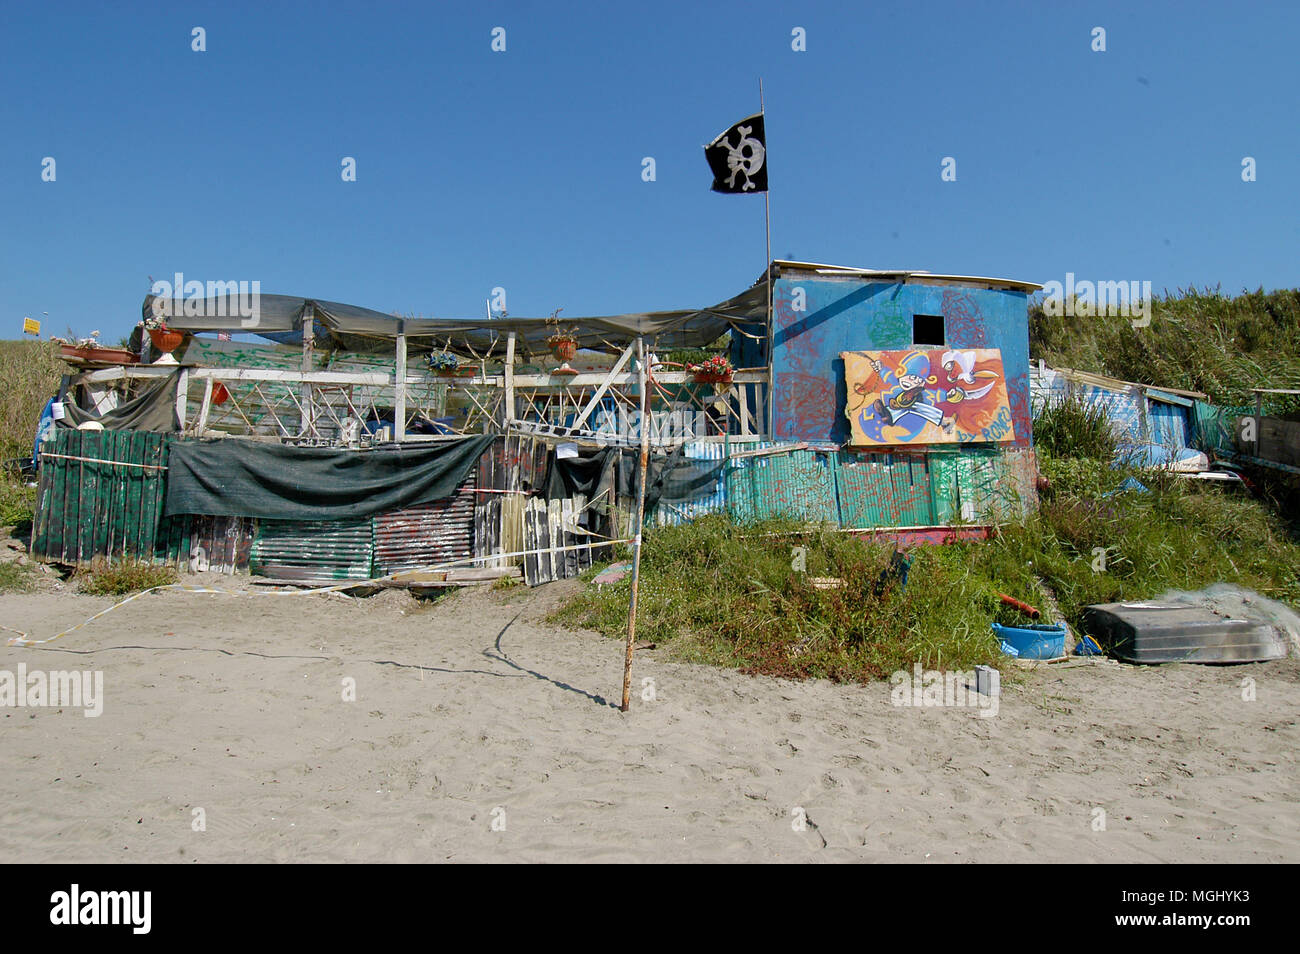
[165,435,494,521]
[142,283,766,357]
[545,443,727,518]
[59,372,181,433]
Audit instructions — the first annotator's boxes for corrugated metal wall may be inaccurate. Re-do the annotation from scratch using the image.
[155,513,256,574]
[725,449,838,523]
[650,440,775,527]
[249,518,374,583]
[373,477,476,576]
[835,452,935,528]
[1146,399,1191,448]
[31,429,169,567]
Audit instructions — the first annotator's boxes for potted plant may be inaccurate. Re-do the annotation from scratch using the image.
[143,309,185,364]
[426,351,461,375]
[53,330,138,365]
[544,308,580,375]
[688,355,734,386]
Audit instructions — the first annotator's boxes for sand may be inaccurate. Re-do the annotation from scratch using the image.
[1,569,1298,863]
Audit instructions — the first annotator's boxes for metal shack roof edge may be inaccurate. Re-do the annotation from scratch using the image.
[766,260,1043,294]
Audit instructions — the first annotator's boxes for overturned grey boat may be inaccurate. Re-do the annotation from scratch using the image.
[1081,601,1290,664]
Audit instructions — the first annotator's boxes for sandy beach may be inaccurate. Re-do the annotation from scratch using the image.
[1,573,1297,863]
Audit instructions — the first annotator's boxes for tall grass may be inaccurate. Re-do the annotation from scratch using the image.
[1030,286,1300,410]
[555,462,1300,682]
[0,339,64,462]
[1032,393,1118,461]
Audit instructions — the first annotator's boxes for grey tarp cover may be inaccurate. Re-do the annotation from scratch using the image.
[165,434,495,521]
[142,283,767,356]
[58,371,180,433]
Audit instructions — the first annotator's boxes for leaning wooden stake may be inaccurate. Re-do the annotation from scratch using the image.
[621,337,650,712]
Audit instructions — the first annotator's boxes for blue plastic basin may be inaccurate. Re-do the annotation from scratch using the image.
[993,622,1067,660]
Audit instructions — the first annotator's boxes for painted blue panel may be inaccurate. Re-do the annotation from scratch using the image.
[770,278,1032,447]
[1147,401,1190,448]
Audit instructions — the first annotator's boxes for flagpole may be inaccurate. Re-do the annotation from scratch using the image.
[760,79,774,437]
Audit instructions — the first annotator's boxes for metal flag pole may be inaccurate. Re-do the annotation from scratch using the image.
[760,78,774,437]
[621,336,651,712]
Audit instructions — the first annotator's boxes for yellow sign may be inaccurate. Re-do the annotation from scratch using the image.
[23,317,40,336]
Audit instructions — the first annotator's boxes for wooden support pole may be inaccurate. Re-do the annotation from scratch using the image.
[195,377,214,434]
[300,304,315,436]
[504,331,517,423]
[621,337,650,713]
[394,331,407,442]
[571,339,636,432]
[175,368,189,431]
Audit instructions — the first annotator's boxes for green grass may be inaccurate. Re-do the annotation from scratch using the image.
[0,476,36,529]
[1032,393,1118,461]
[0,339,64,462]
[76,561,178,597]
[0,561,36,593]
[554,461,1300,683]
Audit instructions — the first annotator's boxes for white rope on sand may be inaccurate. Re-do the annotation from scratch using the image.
[5,537,634,648]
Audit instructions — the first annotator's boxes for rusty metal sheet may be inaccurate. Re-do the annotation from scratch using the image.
[373,477,477,576]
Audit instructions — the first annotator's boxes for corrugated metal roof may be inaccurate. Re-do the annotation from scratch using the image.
[770,260,1042,294]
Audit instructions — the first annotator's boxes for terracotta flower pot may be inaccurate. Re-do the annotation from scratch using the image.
[59,345,139,365]
[692,371,733,386]
[148,327,185,362]
[550,339,577,363]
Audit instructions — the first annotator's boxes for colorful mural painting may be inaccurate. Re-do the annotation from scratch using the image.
[842,348,1016,446]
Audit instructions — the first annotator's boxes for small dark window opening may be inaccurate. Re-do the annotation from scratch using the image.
[912,314,945,346]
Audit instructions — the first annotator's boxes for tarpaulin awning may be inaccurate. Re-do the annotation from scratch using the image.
[165,434,495,521]
[142,283,767,357]
[58,371,181,433]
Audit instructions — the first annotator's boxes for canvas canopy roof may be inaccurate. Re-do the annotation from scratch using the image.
[142,283,767,357]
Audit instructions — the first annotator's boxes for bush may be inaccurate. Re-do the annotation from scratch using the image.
[1032,394,1118,461]
[77,560,178,597]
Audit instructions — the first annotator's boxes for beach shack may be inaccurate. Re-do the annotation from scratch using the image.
[728,261,1042,541]
[29,259,1044,584]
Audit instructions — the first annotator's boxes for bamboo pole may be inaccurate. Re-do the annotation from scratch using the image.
[621,337,650,712]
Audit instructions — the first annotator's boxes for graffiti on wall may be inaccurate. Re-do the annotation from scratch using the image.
[842,348,1016,446]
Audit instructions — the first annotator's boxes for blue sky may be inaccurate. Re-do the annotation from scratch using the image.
[2,0,1297,342]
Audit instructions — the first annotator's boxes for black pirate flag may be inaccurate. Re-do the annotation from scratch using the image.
[704,113,767,194]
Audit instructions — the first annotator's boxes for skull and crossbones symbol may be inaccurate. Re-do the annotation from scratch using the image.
[720,124,765,191]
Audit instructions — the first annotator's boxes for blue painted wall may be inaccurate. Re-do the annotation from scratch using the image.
[767,277,1032,447]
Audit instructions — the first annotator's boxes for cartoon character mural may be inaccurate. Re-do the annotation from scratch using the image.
[842,348,1016,445]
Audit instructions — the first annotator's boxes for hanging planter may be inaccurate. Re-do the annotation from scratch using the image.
[546,325,580,375]
[548,334,578,363]
[147,327,186,364]
[689,355,734,386]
